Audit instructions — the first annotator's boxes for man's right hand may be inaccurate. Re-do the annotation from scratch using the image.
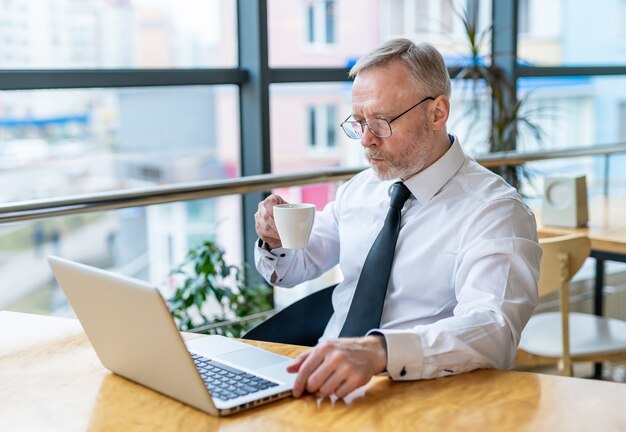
[254,194,287,249]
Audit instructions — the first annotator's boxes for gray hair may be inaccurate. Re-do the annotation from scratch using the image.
[349,38,451,98]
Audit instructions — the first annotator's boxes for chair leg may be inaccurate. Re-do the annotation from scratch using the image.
[557,358,573,377]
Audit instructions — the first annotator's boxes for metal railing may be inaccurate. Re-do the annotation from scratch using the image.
[2,142,626,224]
[3,141,626,333]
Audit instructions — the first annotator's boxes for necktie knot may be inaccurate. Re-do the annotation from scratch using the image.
[389,182,412,209]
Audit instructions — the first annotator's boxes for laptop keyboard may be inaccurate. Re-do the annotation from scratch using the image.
[190,352,279,401]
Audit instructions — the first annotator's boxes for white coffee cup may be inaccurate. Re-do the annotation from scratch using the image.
[273,203,316,249]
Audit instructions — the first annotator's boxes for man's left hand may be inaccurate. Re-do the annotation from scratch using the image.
[287,335,387,399]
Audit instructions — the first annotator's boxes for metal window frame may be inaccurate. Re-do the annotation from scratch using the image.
[1,0,625,270]
[0,69,248,90]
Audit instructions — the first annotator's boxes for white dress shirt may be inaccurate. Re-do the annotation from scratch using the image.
[255,137,541,381]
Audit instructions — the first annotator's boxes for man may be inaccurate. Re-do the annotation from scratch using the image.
[254,38,541,399]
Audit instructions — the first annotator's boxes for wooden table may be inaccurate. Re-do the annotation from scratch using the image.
[537,196,626,315]
[2,311,626,431]
[537,196,626,254]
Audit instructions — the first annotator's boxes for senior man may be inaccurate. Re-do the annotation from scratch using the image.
[254,38,541,399]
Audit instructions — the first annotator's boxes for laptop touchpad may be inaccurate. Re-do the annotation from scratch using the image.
[218,347,288,369]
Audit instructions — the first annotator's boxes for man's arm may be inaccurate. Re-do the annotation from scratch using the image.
[287,198,541,396]
[372,199,541,381]
[254,194,342,288]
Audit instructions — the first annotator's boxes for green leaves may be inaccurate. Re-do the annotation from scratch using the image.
[167,240,272,337]
[452,1,547,192]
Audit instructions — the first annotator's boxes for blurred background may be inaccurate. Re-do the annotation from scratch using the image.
[1,0,625,360]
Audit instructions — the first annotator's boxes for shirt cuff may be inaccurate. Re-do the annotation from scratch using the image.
[254,238,293,286]
[367,328,424,381]
[256,238,292,259]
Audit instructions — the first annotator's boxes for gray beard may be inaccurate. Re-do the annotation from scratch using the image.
[368,154,427,181]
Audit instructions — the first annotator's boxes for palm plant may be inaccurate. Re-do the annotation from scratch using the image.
[452,2,546,190]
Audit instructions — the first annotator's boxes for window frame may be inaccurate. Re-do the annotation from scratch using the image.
[1,0,625,271]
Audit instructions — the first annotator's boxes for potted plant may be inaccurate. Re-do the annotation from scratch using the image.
[167,239,273,337]
[452,3,546,191]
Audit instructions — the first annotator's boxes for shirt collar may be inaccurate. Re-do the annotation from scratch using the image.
[399,135,465,204]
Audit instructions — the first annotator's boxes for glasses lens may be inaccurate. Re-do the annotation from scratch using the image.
[368,119,392,138]
[341,121,362,139]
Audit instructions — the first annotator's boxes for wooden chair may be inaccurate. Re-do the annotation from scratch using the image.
[516,233,626,376]
[242,284,336,346]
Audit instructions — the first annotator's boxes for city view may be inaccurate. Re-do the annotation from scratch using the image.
[1,0,626,317]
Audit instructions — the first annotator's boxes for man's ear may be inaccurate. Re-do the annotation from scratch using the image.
[430,95,450,131]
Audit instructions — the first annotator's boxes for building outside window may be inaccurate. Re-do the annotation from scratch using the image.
[0,0,239,316]
[305,0,336,45]
[308,104,337,150]
[4,0,626,322]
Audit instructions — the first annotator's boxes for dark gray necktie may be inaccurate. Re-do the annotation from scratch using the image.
[339,181,412,337]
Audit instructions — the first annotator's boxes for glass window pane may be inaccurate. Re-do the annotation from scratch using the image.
[0,0,237,69]
[269,78,492,184]
[1,198,242,316]
[270,82,362,174]
[517,76,626,198]
[270,79,492,170]
[268,0,491,67]
[448,78,492,156]
[0,85,240,203]
[518,0,625,66]
[516,76,613,152]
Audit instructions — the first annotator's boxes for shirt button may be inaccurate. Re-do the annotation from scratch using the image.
[400,367,407,377]
[280,253,286,257]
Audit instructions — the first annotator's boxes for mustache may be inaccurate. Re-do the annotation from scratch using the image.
[365,150,388,160]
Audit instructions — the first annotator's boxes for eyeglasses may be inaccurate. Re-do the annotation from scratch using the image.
[340,96,435,139]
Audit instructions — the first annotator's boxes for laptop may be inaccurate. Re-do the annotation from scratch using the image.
[48,255,296,416]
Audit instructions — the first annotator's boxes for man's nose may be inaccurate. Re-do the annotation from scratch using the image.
[360,125,379,148]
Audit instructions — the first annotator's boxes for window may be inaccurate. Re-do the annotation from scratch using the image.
[1,197,242,317]
[517,76,602,197]
[619,102,626,143]
[270,0,380,66]
[441,0,454,32]
[307,3,315,43]
[0,86,239,202]
[0,83,243,317]
[325,0,336,43]
[0,1,241,319]
[380,0,492,63]
[518,0,530,34]
[0,0,237,69]
[385,0,405,35]
[270,83,358,173]
[620,0,626,42]
[308,105,337,150]
[415,0,429,34]
[308,107,316,146]
[271,0,492,67]
[305,0,336,45]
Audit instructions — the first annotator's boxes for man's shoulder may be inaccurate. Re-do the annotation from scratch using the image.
[458,159,522,198]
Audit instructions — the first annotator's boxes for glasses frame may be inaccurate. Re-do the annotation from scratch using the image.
[340,96,435,139]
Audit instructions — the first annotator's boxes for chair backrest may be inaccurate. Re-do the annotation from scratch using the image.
[242,284,336,346]
[537,233,590,298]
[536,233,590,375]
